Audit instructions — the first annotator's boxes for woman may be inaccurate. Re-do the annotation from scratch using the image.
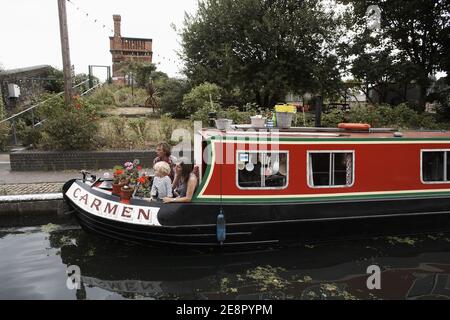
[153,142,176,179]
[163,158,198,203]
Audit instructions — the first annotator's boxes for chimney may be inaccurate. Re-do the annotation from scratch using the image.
[113,14,121,37]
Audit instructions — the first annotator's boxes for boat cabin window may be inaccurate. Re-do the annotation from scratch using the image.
[237,151,288,189]
[308,151,354,188]
[422,151,450,183]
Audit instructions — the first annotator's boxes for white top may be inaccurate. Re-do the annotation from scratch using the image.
[151,176,173,200]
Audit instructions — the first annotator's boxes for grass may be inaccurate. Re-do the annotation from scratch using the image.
[96,116,192,151]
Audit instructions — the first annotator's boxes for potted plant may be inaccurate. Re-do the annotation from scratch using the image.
[112,166,127,196]
[120,185,135,202]
[274,104,297,128]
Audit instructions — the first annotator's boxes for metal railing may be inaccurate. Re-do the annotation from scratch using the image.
[0,79,97,145]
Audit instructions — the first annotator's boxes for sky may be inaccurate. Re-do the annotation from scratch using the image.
[0,0,199,80]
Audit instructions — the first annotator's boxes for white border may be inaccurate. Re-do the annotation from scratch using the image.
[307,150,356,189]
[235,150,289,191]
[420,149,450,184]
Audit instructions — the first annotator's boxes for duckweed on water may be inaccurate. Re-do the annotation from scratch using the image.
[245,266,288,290]
[386,236,416,246]
[41,223,59,234]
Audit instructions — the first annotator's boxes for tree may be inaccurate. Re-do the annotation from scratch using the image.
[181,0,347,108]
[155,77,190,117]
[342,0,449,108]
[181,82,222,115]
[116,61,157,88]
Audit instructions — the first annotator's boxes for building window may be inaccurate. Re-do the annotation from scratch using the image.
[237,151,288,189]
[308,151,354,188]
[422,150,450,183]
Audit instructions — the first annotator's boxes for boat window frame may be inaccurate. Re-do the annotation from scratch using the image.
[420,149,450,184]
[235,150,290,190]
[307,150,355,189]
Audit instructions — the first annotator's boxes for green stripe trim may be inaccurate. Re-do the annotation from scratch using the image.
[193,190,450,204]
[193,140,213,200]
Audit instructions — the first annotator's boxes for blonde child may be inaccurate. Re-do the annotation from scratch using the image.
[151,161,173,201]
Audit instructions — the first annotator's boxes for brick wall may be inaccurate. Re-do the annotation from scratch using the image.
[10,150,156,171]
[10,149,194,171]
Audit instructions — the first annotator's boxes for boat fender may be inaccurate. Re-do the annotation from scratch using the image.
[216,209,226,245]
[338,123,371,131]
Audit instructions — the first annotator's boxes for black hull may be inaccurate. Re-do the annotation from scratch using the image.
[63,180,450,249]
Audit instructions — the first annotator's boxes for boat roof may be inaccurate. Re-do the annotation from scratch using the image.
[199,126,450,140]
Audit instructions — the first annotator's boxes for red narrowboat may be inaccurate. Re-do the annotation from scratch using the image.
[63,126,450,248]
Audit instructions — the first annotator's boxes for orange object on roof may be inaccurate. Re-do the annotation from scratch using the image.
[338,123,371,131]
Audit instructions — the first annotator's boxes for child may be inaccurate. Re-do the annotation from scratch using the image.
[151,161,173,201]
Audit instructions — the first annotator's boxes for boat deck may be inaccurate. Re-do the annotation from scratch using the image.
[200,127,450,140]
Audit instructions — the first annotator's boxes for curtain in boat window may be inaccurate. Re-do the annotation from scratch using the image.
[309,152,354,187]
[237,152,288,189]
[422,151,447,182]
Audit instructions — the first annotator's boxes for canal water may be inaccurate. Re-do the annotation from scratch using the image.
[1,217,450,300]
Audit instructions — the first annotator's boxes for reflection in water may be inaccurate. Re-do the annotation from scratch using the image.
[1,221,450,300]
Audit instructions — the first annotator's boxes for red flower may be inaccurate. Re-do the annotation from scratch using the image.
[115,169,124,176]
[138,176,147,184]
[137,166,143,171]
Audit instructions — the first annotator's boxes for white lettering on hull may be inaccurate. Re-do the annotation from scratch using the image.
[66,183,161,226]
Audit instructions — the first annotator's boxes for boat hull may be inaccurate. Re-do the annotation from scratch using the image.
[63,180,450,248]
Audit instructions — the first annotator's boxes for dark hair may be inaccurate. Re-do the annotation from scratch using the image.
[177,158,194,184]
[156,142,171,157]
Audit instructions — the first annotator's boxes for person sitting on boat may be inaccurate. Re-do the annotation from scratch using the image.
[153,142,177,179]
[163,157,198,203]
[150,161,173,202]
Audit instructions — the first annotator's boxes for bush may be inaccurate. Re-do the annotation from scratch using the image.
[0,95,10,151]
[155,77,190,117]
[129,118,149,144]
[321,104,442,130]
[182,82,222,115]
[159,114,177,143]
[86,85,116,108]
[0,122,10,151]
[39,95,99,151]
[113,86,147,107]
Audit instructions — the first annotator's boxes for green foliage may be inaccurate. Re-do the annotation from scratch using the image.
[181,0,346,107]
[182,82,223,115]
[113,86,148,107]
[343,0,449,108]
[128,118,149,144]
[85,84,116,108]
[154,77,190,117]
[322,104,441,129]
[44,69,64,93]
[0,122,10,151]
[116,61,157,88]
[108,116,127,136]
[38,95,99,151]
[191,103,257,126]
[0,91,10,151]
[159,114,177,143]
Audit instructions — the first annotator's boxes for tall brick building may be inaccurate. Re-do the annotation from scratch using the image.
[110,15,153,83]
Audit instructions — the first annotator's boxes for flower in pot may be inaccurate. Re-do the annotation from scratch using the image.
[112,166,127,196]
[121,185,135,201]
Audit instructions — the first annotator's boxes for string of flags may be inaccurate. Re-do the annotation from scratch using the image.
[66,0,114,34]
[65,0,184,71]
